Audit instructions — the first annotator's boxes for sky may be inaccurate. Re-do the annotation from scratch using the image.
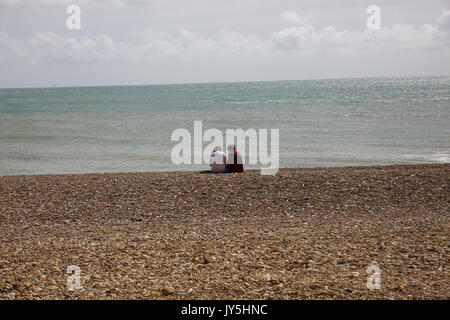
[0,0,449,88]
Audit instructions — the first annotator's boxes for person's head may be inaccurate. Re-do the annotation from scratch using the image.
[213,146,222,152]
[227,144,236,152]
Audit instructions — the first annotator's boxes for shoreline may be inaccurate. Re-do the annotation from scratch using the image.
[0,163,448,299]
[0,162,447,178]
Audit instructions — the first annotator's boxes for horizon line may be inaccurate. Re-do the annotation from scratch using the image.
[0,73,449,90]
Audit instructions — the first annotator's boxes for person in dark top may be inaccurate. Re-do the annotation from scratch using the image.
[225,144,244,173]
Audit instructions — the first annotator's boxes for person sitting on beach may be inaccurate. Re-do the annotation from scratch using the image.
[209,146,227,173]
[225,144,244,173]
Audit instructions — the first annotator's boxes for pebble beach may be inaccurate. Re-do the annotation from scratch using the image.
[0,164,448,299]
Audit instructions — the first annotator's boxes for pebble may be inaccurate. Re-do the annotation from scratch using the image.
[0,164,447,299]
[162,287,176,296]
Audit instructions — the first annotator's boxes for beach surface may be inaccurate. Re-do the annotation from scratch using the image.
[0,164,448,299]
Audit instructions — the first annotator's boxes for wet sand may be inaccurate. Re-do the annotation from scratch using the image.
[0,164,448,299]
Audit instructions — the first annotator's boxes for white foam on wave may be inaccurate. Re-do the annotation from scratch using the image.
[426,153,450,163]
[402,152,450,163]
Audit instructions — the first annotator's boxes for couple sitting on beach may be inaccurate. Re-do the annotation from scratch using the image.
[208,144,244,173]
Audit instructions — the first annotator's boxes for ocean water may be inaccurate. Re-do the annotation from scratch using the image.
[0,76,449,175]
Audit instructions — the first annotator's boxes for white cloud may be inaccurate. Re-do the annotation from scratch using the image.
[13,28,265,64]
[365,24,442,50]
[1,10,449,65]
[280,11,304,25]
[29,32,120,63]
[438,9,450,30]
[271,10,450,52]
[216,30,265,54]
[280,11,315,26]
[0,30,24,60]
[270,25,315,50]
[128,28,252,59]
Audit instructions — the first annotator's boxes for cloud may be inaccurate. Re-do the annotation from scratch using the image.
[280,11,314,26]
[271,10,450,52]
[270,25,315,50]
[365,24,442,50]
[29,32,120,63]
[216,30,265,54]
[1,10,449,65]
[280,11,304,25]
[11,28,265,64]
[128,28,259,59]
[0,30,25,60]
[438,9,450,30]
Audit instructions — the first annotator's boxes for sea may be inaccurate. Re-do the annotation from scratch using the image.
[0,76,449,175]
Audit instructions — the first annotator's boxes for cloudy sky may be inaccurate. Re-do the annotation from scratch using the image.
[1,0,449,88]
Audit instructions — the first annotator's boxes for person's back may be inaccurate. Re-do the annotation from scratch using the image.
[226,145,244,173]
[210,148,227,173]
